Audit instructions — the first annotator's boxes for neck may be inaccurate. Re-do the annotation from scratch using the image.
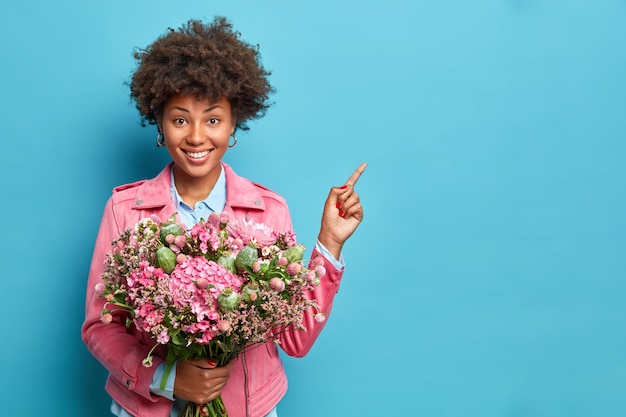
[172,164,221,208]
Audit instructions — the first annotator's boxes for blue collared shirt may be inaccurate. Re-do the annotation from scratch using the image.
[171,167,227,226]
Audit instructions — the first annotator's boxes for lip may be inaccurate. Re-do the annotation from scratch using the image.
[184,149,213,160]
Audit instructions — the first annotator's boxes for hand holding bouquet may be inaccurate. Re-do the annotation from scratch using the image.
[96,212,325,417]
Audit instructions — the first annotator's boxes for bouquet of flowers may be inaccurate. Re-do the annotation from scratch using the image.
[95,212,326,417]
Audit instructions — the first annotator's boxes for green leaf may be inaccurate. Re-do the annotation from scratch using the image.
[160,361,175,391]
[171,332,185,346]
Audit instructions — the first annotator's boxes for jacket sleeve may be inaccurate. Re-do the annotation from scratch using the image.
[81,197,166,402]
[277,248,344,358]
[268,202,345,358]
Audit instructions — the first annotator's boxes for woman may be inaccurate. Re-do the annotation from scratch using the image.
[81,17,365,417]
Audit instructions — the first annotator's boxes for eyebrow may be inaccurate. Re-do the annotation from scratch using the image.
[168,105,224,113]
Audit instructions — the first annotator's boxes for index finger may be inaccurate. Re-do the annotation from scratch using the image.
[344,162,368,186]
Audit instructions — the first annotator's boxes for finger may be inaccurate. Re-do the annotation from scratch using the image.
[188,358,217,369]
[344,162,367,187]
[338,194,362,219]
[335,190,358,209]
[340,192,360,210]
[342,203,364,221]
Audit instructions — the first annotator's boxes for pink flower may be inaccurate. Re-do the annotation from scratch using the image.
[196,326,218,344]
[138,303,155,318]
[232,238,244,250]
[190,222,205,238]
[217,320,231,333]
[174,235,187,248]
[314,313,326,323]
[220,212,231,225]
[270,277,285,292]
[287,262,302,276]
[101,313,113,324]
[94,282,105,295]
[227,218,276,246]
[146,310,164,327]
[311,256,325,267]
[157,329,170,344]
[252,262,261,273]
[196,277,209,290]
[169,256,242,321]
[304,271,317,285]
[277,257,288,267]
[208,212,221,227]
[282,230,298,247]
[315,265,326,278]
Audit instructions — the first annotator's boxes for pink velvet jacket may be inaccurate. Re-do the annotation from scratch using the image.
[81,162,344,417]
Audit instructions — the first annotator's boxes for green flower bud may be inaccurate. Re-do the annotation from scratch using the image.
[217,287,240,312]
[159,223,182,245]
[235,245,258,272]
[217,256,237,274]
[241,282,260,302]
[156,247,176,273]
[283,244,305,263]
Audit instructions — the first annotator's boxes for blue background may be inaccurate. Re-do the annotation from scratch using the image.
[2,0,625,416]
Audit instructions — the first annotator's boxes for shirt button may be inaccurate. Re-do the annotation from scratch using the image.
[136,200,143,205]
[254,200,261,206]
[126,380,131,387]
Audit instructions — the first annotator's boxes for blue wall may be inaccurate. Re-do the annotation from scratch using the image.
[2,1,625,416]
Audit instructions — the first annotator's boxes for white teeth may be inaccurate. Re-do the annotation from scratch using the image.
[186,150,210,159]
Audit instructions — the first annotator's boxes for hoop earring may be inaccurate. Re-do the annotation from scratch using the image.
[228,134,237,148]
[156,132,165,147]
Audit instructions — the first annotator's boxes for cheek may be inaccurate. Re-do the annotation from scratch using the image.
[160,125,172,138]
[215,128,233,145]
[162,126,184,141]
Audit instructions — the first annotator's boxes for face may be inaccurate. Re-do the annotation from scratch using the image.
[159,95,235,191]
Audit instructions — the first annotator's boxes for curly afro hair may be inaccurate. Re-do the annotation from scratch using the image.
[129,17,274,130]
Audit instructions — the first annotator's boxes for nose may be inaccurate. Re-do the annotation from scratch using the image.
[187,122,205,145]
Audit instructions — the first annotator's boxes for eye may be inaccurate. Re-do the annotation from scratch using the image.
[208,118,220,125]
[173,118,186,126]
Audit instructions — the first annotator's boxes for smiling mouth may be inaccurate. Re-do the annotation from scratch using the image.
[185,150,212,159]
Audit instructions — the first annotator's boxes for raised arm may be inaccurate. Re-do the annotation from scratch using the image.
[280,163,367,357]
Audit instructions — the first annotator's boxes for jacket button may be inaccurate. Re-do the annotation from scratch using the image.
[126,379,131,387]
[136,200,143,205]
[254,200,261,206]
